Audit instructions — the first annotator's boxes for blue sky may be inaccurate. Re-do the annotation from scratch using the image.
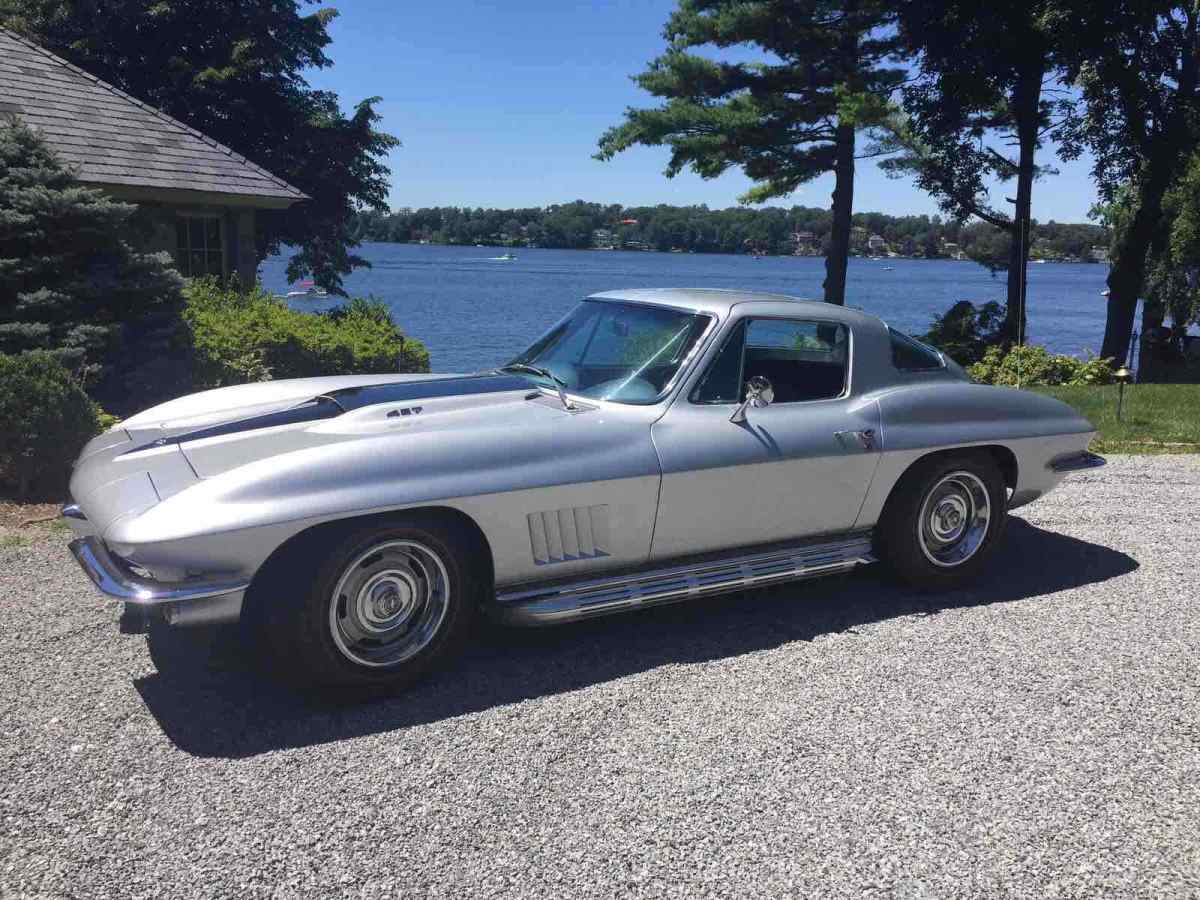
[312,0,1099,222]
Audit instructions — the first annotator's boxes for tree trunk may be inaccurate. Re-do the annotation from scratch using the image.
[1139,212,1171,345]
[1101,8,1199,364]
[1003,64,1043,345]
[823,121,856,305]
[1100,163,1174,364]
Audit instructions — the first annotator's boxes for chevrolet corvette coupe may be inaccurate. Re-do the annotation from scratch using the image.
[64,289,1103,690]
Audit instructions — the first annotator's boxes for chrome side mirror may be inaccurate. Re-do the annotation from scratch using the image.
[730,375,774,424]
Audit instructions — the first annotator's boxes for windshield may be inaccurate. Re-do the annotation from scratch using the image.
[506,300,713,405]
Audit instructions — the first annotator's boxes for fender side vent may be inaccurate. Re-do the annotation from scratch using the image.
[528,505,610,564]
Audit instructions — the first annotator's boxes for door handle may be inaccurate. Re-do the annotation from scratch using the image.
[835,429,876,451]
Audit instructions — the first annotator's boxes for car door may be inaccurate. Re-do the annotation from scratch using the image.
[649,316,882,560]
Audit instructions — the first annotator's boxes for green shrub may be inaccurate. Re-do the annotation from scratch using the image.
[921,300,1007,366]
[182,279,431,389]
[96,408,122,431]
[968,344,1116,387]
[0,352,101,501]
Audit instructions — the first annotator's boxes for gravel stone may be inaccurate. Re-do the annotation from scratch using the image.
[1,455,1198,898]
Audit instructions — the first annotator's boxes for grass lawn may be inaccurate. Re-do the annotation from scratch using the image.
[1039,383,1200,454]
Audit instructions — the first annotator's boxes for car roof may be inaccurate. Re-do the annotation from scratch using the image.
[587,288,885,328]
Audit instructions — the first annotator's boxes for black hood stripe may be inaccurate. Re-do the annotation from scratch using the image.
[325,373,527,410]
[122,373,528,454]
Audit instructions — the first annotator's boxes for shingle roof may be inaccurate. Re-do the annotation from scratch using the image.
[0,27,306,203]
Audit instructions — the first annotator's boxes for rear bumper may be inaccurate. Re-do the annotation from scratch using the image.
[1049,451,1107,473]
[68,535,247,627]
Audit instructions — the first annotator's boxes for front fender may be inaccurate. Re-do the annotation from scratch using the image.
[104,411,663,585]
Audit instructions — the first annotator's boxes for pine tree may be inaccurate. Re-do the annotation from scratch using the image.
[0,116,183,389]
[596,0,904,305]
[883,0,1075,347]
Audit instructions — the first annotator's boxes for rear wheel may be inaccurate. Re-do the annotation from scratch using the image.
[876,453,1007,590]
[266,517,481,691]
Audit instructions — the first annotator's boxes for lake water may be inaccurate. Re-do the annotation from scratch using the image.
[260,243,1113,373]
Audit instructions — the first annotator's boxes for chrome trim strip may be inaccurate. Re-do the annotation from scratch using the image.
[1049,451,1107,473]
[494,533,876,626]
[68,536,249,607]
[61,502,86,520]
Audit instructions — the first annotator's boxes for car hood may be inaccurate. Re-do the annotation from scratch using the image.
[69,372,575,535]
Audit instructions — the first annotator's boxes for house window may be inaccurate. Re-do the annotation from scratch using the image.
[175,216,225,278]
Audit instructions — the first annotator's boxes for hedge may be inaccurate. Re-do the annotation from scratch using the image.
[0,351,102,501]
[183,279,431,389]
[968,344,1116,387]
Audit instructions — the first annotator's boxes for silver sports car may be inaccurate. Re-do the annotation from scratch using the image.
[64,289,1104,690]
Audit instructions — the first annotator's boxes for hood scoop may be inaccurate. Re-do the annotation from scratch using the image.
[122,373,528,455]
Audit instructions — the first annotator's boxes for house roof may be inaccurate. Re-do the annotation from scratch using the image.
[0,27,306,205]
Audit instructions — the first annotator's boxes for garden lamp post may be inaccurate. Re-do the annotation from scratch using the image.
[1115,366,1132,422]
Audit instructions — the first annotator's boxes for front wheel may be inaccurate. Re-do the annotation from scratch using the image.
[876,454,1007,590]
[267,518,481,691]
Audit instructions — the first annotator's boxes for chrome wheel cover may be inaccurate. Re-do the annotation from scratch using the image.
[917,471,991,568]
[328,540,450,668]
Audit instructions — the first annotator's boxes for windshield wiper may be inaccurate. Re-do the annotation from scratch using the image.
[498,363,576,410]
[309,393,346,412]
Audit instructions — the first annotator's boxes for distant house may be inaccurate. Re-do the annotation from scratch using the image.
[1090,246,1110,263]
[790,231,819,256]
[849,225,869,252]
[591,228,616,249]
[868,234,888,254]
[0,27,306,284]
[941,241,966,261]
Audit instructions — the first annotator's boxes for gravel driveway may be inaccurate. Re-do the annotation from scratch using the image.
[2,456,1198,899]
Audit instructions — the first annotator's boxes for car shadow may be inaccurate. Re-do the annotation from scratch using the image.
[135,518,1138,759]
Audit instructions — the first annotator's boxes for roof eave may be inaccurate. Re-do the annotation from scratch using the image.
[91,181,307,209]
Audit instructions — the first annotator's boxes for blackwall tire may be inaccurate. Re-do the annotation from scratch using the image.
[876,453,1008,591]
[266,517,482,692]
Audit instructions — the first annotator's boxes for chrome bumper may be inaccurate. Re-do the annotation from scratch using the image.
[61,502,94,537]
[1049,451,1107,473]
[68,536,247,627]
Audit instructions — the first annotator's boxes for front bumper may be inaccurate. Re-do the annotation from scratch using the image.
[67,535,248,627]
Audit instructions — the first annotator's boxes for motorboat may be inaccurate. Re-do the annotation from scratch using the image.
[286,280,328,298]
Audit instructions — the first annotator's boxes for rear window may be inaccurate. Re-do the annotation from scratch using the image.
[889,328,944,371]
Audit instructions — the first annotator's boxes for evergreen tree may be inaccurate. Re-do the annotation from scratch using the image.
[1058,1,1200,364]
[884,0,1075,345]
[0,117,182,388]
[595,0,904,305]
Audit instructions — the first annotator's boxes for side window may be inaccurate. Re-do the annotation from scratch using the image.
[692,318,849,404]
[744,320,848,403]
[691,321,746,403]
[889,328,944,371]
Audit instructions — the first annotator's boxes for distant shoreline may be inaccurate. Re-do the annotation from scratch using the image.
[354,203,1108,263]
[372,240,1108,266]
